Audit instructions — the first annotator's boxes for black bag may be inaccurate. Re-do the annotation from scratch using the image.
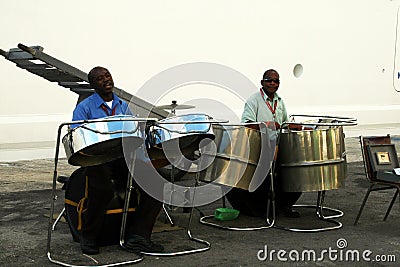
[64,167,138,246]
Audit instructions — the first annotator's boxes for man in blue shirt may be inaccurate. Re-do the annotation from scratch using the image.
[72,68,132,127]
[72,66,163,255]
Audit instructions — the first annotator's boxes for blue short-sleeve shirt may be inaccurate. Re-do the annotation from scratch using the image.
[71,92,133,128]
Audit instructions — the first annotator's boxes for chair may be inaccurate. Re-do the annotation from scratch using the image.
[354,135,400,225]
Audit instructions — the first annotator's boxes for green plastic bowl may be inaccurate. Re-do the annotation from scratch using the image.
[214,208,240,221]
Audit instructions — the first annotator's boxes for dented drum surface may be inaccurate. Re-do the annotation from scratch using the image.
[276,126,347,192]
[147,113,215,161]
[63,116,144,167]
[200,123,274,191]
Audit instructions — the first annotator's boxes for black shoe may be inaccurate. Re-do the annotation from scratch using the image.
[277,207,300,218]
[124,234,164,253]
[80,236,99,255]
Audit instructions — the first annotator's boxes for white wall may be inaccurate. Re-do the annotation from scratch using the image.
[1,0,400,160]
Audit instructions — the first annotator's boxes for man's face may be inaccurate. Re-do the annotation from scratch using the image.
[92,68,114,95]
[261,71,280,95]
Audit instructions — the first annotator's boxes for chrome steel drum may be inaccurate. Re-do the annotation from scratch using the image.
[147,113,214,161]
[200,123,274,191]
[63,116,144,166]
[277,126,347,192]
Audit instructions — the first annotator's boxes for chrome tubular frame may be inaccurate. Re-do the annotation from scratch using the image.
[271,115,356,232]
[200,115,357,233]
[140,154,211,257]
[48,118,149,266]
[199,125,277,231]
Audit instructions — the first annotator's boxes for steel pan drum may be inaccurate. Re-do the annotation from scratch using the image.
[200,123,273,191]
[147,113,214,161]
[63,116,144,166]
[276,126,347,192]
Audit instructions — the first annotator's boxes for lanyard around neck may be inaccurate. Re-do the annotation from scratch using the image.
[259,88,277,117]
[101,104,116,116]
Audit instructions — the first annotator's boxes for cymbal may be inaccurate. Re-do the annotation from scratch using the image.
[155,103,195,110]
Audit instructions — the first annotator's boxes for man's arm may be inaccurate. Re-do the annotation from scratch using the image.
[70,104,88,129]
[241,101,257,123]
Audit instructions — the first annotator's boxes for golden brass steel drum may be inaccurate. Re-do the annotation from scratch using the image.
[276,126,347,192]
[200,124,273,191]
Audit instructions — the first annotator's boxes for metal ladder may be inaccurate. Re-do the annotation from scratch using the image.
[0,43,168,119]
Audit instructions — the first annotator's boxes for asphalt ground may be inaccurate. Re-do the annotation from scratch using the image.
[1,136,400,266]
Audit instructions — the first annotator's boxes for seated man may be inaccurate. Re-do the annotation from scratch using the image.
[226,69,302,218]
[71,66,163,255]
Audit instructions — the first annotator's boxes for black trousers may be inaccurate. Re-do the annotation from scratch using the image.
[82,158,162,241]
[225,173,302,217]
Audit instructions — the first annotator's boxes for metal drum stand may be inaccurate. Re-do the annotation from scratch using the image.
[199,172,276,231]
[198,123,276,231]
[272,115,357,232]
[47,117,150,267]
[139,115,218,257]
[198,116,357,233]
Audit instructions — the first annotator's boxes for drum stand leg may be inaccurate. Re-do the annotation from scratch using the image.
[143,206,212,256]
[47,123,144,267]
[162,204,175,226]
[140,163,211,256]
[162,166,176,226]
[52,207,65,231]
[138,159,211,257]
[273,190,343,233]
[162,166,193,226]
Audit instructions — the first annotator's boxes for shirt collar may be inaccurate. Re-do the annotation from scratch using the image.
[93,92,121,108]
[260,89,281,102]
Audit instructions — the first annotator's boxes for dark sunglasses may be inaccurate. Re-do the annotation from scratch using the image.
[263,78,280,83]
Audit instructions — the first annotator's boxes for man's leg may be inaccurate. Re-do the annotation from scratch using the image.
[81,164,114,254]
[118,158,164,253]
[275,190,302,218]
[128,189,163,239]
[225,177,271,217]
[124,188,164,252]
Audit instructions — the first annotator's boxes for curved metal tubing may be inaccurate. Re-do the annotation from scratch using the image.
[273,191,343,233]
[47,119,154,267]
[140,229,211,257]
[138,167,211,257]
[198,116,354,234]
[51,207,65,231]
[199,124,277,231]
[288,114,358,126]
[297,204,344,220]
[199,215,275,231]
[199,169,276,231]
[47,252,143,267]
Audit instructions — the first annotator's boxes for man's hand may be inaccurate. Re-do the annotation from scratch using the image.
[288,123,302,130]
[287,124,314,131]
[264,121,281,129]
